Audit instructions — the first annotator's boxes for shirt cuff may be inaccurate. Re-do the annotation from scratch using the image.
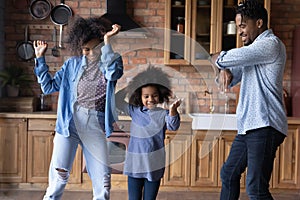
[34,56,46,66]
[101,44,113,55]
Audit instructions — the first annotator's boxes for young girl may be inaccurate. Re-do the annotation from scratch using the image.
[116,67,181,200]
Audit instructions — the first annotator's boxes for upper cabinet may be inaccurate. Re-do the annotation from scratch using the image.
[164,0,271,65]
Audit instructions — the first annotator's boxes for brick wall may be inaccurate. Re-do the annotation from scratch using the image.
[271,0,300,92]
[0,0,4,97]
[2,0,299,114]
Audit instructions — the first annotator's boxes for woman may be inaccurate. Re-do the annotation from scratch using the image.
[33,15,123,200]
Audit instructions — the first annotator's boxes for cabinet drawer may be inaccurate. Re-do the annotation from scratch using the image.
[28,119,56,131]
[166,122,192,135]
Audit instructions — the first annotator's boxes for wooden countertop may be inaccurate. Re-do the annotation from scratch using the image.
[0,112,193,122]
[0,111,57,119]
[0,112,298,124]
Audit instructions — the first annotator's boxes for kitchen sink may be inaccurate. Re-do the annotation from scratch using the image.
[188,113,237,130]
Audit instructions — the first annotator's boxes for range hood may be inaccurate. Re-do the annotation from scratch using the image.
[101,0,148,38]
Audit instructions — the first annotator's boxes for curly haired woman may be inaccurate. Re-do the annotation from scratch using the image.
[33,15,123,200]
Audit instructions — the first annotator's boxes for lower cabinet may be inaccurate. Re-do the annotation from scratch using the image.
[163,121,192,186]
[163,134,191,186]
[0,115,300,191]
[27,119,82,184]
[190,130,246,188]
[272,124,300,189]
[190,130,219,187]
[0,118,27,183]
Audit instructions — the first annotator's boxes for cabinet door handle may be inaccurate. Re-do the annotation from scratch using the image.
[50,131,55,136]
[119,124,125,129]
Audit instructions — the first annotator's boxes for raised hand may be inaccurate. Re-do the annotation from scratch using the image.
[33,40,48,58]
[169,98,182,116]
[104,24,121,44]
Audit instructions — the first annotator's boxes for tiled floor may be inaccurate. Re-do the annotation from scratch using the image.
[1,189,300,200]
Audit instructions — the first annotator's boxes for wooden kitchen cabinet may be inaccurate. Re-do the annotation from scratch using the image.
[190,130,219,187]
[163,122,192,186]
[191,130,246,187]
[272,124,300,189]
[217,131,246,188]
[163,134,191,186]
[27,119,82,184]
[0,113,299,191]
[164,0,271,65]
[0,118,27,183]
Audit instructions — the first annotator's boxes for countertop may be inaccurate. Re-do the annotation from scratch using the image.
[1,112,299,125]
[0,112,193,122]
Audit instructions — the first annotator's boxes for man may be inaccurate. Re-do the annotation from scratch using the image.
[210,0,287,199]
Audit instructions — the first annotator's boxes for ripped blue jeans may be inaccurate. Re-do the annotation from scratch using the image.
[43,104,111,200]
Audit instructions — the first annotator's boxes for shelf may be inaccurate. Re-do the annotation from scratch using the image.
[196,33,210,37]
[164,0,271,65]
[197,5,211,8]
[172,5,185,8]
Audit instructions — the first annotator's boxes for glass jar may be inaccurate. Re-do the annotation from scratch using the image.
[227,21,236,35]
[177,16,184,33]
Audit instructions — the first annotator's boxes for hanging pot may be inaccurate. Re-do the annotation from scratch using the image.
[50,0,72,48]
[29,0,52,20]
[16,25,35,62]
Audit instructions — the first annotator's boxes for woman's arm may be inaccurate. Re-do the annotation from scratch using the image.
[33,40,62,94]
[101,24,123,81]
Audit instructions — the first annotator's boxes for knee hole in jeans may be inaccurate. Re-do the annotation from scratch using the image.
[103,174,111,189]
[55,168,70,182]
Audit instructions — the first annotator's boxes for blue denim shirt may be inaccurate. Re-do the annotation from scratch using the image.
[215,29,287,136]
[122,105,180,181]
[116,89,181,181]
[34,44,123,137]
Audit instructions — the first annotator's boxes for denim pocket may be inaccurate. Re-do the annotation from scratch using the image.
[97,112,105,132]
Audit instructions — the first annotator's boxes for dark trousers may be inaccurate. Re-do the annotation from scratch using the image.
[220,126,286,200]
[128,176,161,200]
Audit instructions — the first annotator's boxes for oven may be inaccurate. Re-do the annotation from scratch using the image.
[82,121,130,174]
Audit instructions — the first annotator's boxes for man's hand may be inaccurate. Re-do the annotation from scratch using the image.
[218,69,233,93]
[209,53,221,78]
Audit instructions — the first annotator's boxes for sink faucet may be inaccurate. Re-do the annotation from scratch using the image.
[204,89,214,113]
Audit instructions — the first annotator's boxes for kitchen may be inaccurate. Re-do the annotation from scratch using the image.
[1,0,300,199]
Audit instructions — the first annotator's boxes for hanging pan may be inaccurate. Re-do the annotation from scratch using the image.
[16,25,35,62]
[50,0,72,48]
[29,0,52,20]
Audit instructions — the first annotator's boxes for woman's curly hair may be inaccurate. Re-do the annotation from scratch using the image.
[126,66,173,107]
[66,15,112,56]
[236,0,268,26]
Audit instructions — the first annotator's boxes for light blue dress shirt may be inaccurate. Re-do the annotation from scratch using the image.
[215,29,288,136]
[34,44,123,138]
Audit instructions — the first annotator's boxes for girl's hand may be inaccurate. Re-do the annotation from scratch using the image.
[104,24,121,44]
[169,99,182,116]
[33,40,48,58]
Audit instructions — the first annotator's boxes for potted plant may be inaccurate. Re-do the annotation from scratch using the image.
[0,65,31,97]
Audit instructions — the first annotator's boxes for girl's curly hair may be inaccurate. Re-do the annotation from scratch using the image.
[236,0,268,26]
[126,66,173,107]
[66,15,112,56]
